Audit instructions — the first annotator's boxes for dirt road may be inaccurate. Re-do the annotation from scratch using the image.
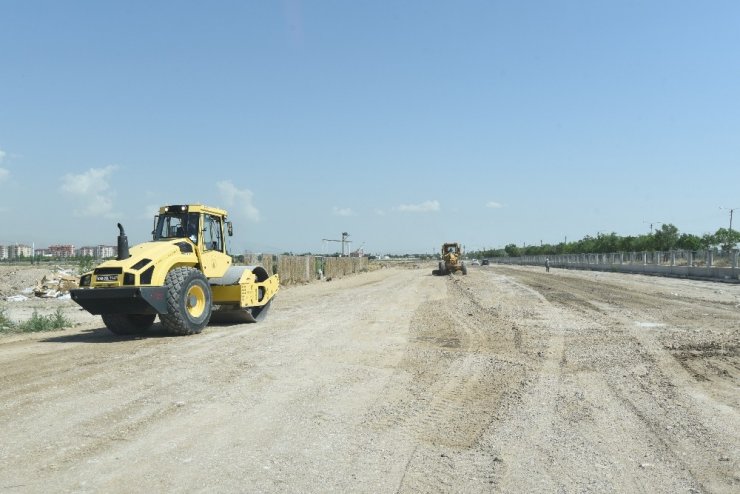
[1,265,738,493]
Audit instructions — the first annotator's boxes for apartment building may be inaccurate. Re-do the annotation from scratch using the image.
[8,244,33,259]
[48,244,76,258]
[77,245,117,258]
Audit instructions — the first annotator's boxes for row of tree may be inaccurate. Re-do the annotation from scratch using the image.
[471,224,740,258]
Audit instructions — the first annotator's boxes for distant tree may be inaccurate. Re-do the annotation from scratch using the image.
[504,243,521,257]
[574,236,594,254]
[701,233,716,249]
[594,232,619,253]
[676,233,702,251]
[632,234,655,252]
[653,223,679,251]
[713,228,740,252]
[617,236,637,252]
[523,245,542,256]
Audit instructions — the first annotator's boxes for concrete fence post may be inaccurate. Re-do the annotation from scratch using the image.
[620,252,624,264]
[707,250,713,268]
[733,249,739,270]
[642,252,647,265]
[688,251,693,267]
[670,251,676,266]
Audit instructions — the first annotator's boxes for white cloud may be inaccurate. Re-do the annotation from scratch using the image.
[374,208,386,216]
[217,180,260,222]
[486,201,504,209]
[397,200,440,213]
[332,206,356,217]
[0,148,6,163]
[60,165,119,218]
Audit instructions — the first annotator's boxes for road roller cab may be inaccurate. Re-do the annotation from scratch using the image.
[71,204,280,336]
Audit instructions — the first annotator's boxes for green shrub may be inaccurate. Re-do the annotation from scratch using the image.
[15,309,71,333]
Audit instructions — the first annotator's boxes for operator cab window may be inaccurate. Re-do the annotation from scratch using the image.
[203,214,223,252]
[156,213,200,241]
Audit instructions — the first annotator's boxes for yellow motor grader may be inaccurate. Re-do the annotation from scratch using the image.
[432,242,467,276]
[71,204,279,336]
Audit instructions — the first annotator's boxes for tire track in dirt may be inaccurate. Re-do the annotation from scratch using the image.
[358,272,547,493]
[487,265,739,493]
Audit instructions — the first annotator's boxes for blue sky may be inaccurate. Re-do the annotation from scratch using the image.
[1,1,739,255]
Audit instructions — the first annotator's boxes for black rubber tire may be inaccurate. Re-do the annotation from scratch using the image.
[462,264,468,275]
[432,269,440,275]
[438,262,446,276]
[159,267,212,335]
[101,313,156,335]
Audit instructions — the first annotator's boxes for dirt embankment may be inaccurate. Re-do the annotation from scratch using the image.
[0,265,737,493]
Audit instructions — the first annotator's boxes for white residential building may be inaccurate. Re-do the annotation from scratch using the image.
[77,246,96,257]
[8,244,33,259]
[77,245,117,258]
[97,245,117,258]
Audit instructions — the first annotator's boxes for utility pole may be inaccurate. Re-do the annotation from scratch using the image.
[720,206,738,233]
[643,221,662,234]
[322,232,350,256]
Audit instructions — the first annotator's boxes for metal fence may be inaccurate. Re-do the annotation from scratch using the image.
[490,249,740,282]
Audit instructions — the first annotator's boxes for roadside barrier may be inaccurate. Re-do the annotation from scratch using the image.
[489,249,740,283]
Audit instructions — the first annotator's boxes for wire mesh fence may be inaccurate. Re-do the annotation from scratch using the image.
[490,249,740,282]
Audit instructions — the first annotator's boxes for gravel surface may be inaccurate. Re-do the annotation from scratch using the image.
[0,264,738,493]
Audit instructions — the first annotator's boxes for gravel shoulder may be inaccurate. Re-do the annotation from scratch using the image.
[0,264,738,493]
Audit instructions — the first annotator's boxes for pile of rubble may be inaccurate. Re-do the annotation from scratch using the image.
[3,269,79,301]
[34,272,79,298]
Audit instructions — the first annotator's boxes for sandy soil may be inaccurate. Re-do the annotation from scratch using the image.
[0,264,738,493]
